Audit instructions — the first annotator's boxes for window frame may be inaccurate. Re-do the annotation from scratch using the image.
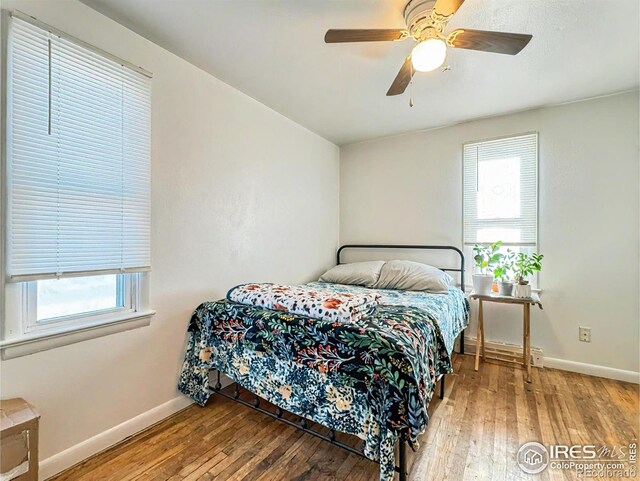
[462,132,540,288]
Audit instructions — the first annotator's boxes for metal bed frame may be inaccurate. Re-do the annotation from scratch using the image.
[209,245,466,481]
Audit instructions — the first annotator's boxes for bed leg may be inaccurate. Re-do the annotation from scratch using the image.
[213,370,222,391]
[439,376,445,400]
[398,441,407,481]
[460,330,465,355]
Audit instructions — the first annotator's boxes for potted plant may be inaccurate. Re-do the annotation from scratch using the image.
[512,252,544,298]
[472,241,503,295]
[493,249,515,296]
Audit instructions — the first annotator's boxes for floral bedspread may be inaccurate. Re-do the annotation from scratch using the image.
[178,283,469,481]
[227,282,380,324]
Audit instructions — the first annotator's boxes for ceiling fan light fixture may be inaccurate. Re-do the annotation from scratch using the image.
[325,0,533,96]
[411,38,447,72]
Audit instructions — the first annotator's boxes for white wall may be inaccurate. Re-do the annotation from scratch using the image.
[0,0,339,476]
[341,91,639,377]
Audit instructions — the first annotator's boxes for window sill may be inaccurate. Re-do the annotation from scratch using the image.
[0,309,155,360]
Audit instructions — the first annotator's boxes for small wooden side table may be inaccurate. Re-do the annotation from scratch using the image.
[469,291,543,383]
[0,398,40,481]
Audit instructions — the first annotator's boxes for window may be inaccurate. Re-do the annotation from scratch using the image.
[463,133,538,283]
[2,13,153,357]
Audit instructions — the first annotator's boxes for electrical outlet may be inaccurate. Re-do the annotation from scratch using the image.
[532,352,544,368]
[579,327,591,343]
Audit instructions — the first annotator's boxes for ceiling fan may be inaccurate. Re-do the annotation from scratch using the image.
[324,0,532,96]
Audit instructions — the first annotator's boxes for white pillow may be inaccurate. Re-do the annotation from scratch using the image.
[319,261,385,287]
[373,260,452,293]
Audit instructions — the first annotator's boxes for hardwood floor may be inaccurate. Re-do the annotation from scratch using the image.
[50,355,638,481]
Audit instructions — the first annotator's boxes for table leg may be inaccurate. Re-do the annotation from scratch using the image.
[524,303,531,383]
[480,302,486,360]
[475,300,483,371]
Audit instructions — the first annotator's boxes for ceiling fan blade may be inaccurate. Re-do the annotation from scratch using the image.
[324,29,407,43]
[447,29,532,55]
[387,56,414,96]
[432,0,466,18]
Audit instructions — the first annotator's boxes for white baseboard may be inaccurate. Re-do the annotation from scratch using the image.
[40,395,194,480]
[543,357,639,384]
[462,336,639,384]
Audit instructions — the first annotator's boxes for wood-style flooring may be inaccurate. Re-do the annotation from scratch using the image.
[50,354,639,481]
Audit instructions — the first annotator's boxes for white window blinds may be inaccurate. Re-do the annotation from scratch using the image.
[7,15,152,282]
[463,133,538,246]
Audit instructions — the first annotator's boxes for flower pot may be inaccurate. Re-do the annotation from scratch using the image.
[472,274,494,296]
[497,281,514,296]
[513,283,532,298]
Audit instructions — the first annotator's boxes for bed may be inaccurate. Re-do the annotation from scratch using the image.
[178,245,469,481]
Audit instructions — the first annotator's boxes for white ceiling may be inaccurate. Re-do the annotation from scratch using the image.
[81,0,639,145]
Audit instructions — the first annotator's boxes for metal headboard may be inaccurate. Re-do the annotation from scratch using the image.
[336,244,465,293]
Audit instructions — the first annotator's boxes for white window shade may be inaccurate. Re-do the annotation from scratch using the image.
[463,133,538,246]
[7,16,151,282]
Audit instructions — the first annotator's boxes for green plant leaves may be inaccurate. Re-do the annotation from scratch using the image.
[474,242,543,282]
[473,241,505,275]
[513,252,543,282]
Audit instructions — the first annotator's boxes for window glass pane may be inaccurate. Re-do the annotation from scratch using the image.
[37,275,122,321]
[477,157,520,219]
